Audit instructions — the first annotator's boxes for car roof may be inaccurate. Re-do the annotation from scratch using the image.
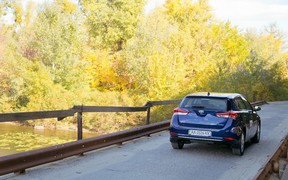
[185,92,242,99]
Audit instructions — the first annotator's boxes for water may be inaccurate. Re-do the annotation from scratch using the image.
[0,123,98,157]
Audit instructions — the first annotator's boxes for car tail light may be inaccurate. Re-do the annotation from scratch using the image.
[224,137,235,141]
[170,132,177,136]
[173,108,188,115]
[216,112,238,120]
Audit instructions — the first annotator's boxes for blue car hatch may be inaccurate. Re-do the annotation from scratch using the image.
[177,110,228,129]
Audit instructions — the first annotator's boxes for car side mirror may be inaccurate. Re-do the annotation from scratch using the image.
[253,106,261,111]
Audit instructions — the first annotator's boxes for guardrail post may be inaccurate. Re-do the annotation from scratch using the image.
[77,106,83,141]
[145,102,152,125]
[253,93,256,102]
[146,107,150,125]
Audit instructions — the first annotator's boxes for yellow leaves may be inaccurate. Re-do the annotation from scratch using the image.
[13,1,22,24]
[164,0,212,32]
[211,22,249,71]
[145,50,187,100]
[165,0,183,17]
[56,0,77,14]
[83,49,120,91]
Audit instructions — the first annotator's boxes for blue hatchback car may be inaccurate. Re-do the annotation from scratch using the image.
[169,92,261,155]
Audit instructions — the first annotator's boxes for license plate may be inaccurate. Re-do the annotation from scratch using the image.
[188,130,212,137]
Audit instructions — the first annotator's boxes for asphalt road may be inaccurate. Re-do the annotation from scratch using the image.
[1,101,288,180]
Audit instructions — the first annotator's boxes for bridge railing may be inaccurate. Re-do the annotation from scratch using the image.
[0,100,267,176]
[0,100,182,141]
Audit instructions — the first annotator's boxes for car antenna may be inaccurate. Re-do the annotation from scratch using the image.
[207,92,210,96]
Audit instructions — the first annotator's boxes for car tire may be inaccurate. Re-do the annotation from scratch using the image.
[251,124,260,143]
[232,133,245,156]
[171,142,184,149]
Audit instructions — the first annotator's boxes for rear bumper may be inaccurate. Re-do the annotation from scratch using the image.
[170,136,238,146]
[169,127,241,147]
[170,136,222,143]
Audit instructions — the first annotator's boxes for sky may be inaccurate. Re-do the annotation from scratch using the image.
[146,0,288,35]
[209,0,288,35]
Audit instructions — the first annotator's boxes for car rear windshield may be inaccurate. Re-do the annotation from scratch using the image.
[180,97,228,111]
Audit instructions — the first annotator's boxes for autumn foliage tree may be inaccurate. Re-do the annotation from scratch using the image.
[0,0,287,132]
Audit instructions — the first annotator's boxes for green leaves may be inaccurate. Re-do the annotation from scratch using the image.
[81,0,145,51]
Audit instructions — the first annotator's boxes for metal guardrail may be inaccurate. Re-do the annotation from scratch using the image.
[254,135,288,180]
[0,100,266,176]
[250,100,268,106]
[0,99,180,176]
[0,110,75,122]
[0,120,170,176]
[72,100,181,140]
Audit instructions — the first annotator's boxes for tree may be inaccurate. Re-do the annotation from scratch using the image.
[80,0,145,51]
[241,29,288,101]
[202,22,249,92]
[21,1,88,91]
[123,9,188,100]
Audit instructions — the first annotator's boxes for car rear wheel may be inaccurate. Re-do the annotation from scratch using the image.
[232,133,245,156]
[251,124,260,143]
[171,142,184,149]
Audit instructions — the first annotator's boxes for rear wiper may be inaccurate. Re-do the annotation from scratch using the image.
[191,105,205,109]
